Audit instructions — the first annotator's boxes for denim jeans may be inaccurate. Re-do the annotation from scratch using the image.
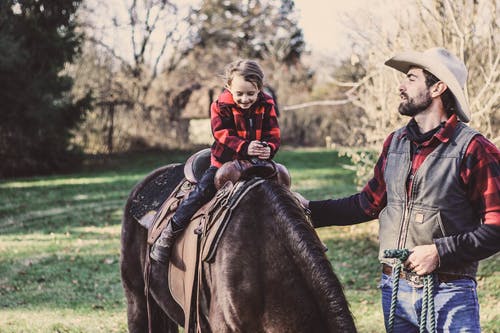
[380,273,481,332]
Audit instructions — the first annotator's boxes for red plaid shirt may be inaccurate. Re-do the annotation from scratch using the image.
[360,114,500,227]
[310,114,500,265]
[210,90,280,167]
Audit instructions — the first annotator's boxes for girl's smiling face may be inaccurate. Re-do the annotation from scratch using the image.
[227,75,260,109]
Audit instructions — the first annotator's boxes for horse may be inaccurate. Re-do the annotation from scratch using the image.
[120,163,357,332]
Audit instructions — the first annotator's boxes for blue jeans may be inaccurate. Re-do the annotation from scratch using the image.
[380,273,480,332]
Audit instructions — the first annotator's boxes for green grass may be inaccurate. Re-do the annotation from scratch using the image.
[0,148,498,332]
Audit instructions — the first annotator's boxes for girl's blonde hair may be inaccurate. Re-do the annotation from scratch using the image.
[224,59,264,90]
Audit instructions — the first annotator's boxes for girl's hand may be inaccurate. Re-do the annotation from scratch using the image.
[248,140,270,159]
[257,146,271,159]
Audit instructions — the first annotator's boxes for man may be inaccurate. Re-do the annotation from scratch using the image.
[296,47,500,332]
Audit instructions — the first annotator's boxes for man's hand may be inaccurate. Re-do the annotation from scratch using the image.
[404,244,439,275]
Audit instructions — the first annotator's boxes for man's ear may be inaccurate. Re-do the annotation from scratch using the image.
[431,81,448,98]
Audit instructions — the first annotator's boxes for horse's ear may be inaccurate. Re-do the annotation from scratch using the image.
[275,163,291,188]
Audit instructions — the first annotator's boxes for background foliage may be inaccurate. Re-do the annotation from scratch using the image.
[0,0,91,177]
[68,0,312,155]
[1,0,497,179]
[334,0,499,185]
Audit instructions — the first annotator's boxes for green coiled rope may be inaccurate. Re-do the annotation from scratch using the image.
[383,249,435,333]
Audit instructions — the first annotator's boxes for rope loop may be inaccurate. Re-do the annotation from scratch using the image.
[383,249,435,333]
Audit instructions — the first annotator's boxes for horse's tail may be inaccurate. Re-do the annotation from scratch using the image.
[262,182,357,333]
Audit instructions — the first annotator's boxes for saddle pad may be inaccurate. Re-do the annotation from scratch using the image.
[129,164,185,222]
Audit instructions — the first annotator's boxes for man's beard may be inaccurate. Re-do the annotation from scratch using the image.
[398,90,432,117]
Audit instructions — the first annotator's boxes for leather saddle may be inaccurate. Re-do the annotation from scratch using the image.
[139,149,291,332]
[184,148,291,190]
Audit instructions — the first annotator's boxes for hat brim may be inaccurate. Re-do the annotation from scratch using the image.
[385,51,470,122]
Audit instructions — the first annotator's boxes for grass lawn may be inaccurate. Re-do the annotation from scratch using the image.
[0,148,498,332]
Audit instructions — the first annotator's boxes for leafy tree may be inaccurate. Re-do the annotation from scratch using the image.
[72,0,197,153]
[177,0,311,107]
[0,0,90,177]
[70,0,310,152]
[189,0,304,65]
[161,0,311,147]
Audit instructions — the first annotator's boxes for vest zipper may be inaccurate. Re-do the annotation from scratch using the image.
[397,155,413,250]
[399,157,423,250]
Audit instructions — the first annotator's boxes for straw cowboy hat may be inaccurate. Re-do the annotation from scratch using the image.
[385,47,470,122]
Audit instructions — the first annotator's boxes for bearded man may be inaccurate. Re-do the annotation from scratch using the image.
[296,47,500,332]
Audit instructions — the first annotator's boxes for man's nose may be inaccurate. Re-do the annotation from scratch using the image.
[398,83,405,93]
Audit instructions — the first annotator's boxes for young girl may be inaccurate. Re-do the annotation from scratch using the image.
[151,59,281,263]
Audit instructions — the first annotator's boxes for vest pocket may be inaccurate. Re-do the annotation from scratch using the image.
[407,207,446,247]
[378,205,402,261]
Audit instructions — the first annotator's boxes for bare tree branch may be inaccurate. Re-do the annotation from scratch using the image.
[282,100,351,111]
[444,0,465,58]
[88,36,134,73]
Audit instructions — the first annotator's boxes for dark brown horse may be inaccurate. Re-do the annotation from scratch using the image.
[121,163,357,333]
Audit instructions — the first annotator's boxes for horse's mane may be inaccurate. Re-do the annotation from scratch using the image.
[258,181,356,333]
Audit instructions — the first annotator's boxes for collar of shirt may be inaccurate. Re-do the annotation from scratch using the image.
[218,89,236,104]
[399,114,459,147]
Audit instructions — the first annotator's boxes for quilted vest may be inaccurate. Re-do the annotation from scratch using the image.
[379,122,480,278]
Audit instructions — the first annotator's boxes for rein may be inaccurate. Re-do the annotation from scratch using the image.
[383,249,436,333]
